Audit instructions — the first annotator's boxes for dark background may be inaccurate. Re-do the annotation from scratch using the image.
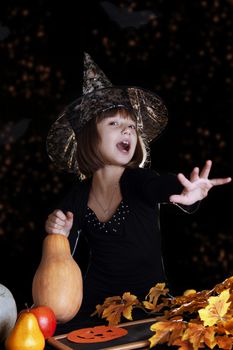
[0,0,232,313]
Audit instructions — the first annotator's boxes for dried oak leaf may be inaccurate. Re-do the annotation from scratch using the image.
[149,319,186,348]
[198,289,231,327]
[182,322,216,350]
[101,292,140,325]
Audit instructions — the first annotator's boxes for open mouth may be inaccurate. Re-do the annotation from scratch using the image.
[116,140,131,153]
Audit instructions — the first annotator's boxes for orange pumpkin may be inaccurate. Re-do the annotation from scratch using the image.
[32,234,83,323]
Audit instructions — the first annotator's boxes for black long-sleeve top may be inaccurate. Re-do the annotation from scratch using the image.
[55,167,198,331]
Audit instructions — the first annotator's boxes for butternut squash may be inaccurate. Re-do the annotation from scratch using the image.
[32,234,83,323]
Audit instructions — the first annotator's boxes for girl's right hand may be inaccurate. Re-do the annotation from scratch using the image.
[45,210,74,237]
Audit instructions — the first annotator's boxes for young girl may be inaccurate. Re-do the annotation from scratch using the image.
[39,53,231,333]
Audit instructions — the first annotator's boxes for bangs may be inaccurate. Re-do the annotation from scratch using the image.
[96,107,137,123]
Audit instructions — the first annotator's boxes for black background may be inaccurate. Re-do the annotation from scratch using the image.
[0,0,232,313]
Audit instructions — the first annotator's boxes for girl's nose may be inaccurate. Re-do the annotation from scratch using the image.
[121,125,131,134]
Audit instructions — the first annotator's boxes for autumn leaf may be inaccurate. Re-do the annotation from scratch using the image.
[221,319,233,336]
[142,300,165,312]
[149,319,186,348]
[101,292,139,325]
[101,304,124,325]
[211,277,233,295]
[145,283,169,305]
[171,289,211,308]
[198,289,231,326]
[168,299,208,319]
[216,335,233,350]
[182,322,205,350]
[203,325,217,349]
[169,320,188,345]
[182,322,217,350]
[149,321,172,348]
[92,276,233,350]
[172,338,194,350]
[91,295,122,317]
[183,289,197,296]
[122,292,140,320]
[143,301,155,310]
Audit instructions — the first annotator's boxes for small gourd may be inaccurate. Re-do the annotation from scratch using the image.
[32,234,83,323]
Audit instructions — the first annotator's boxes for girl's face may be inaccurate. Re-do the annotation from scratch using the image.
[96,113,138,167]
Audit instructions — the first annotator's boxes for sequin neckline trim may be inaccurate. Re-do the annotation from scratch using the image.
[85,200,130,234]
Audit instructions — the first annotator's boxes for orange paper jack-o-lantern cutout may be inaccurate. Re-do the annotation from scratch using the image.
[67,325,128,343]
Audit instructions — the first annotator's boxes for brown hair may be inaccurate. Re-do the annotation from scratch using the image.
[76,107,149,179]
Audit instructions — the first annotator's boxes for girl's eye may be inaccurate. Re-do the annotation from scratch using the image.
[109,121,119,126]
[129,124,136,129]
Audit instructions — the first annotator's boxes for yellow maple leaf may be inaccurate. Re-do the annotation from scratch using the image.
[198,289,231,327]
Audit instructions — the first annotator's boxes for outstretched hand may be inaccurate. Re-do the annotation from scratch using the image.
[169,160,232,206]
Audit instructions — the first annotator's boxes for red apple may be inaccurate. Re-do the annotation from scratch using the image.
[31,305,57,338]
[18,305,56,339]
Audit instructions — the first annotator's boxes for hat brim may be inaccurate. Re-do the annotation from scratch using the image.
[47,86,168,173]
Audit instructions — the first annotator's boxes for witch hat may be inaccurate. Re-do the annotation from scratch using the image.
[46,52,168,173]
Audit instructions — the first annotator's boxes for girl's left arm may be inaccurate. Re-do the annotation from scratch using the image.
[169,160,232,206]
